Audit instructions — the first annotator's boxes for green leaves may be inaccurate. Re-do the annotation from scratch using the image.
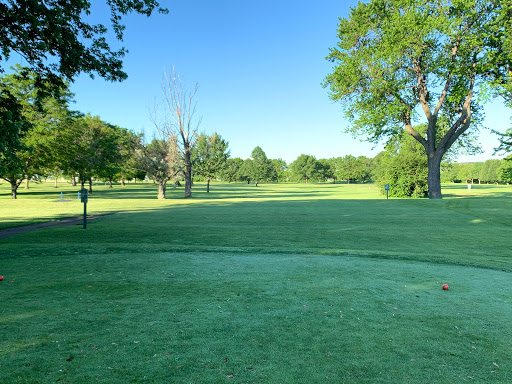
[325,0,512,198]
[0,0,167,85]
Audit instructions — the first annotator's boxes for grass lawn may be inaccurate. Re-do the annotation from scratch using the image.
[1,181,511,383]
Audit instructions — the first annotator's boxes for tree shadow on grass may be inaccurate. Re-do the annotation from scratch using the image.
[2,194,512,272]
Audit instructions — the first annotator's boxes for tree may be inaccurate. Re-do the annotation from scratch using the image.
[494,126,512,155]
[219,157,244,183]
[498,158,512,184]
[0,1,167,85]
[271,158,288,182]
[289,154,321,184]
[0,1,167,160]
[192,133,229,192]
[479,159,501,184]
[334,155,360,184]
[0,66,71,198]
[374,133,429,198]
[440,161,460,183]
[136,136,181,199]
[318,158,334,183]
[246,146,276,186]
[324,0,512,199]
[55,114,123,193]
[156,68,200,198]
[116,129,142,186]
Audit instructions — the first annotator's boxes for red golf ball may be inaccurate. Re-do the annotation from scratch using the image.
[442,284,449,290]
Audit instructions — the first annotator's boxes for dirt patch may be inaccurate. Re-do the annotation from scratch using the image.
[0,215,111,240]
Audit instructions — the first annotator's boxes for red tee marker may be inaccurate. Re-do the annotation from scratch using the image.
[442,284,449,290]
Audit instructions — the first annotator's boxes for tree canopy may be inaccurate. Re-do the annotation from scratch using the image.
[0,0,167,86]
[324,0,512,199]
[192,133,230,192]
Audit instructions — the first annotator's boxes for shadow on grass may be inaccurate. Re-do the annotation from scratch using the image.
[1,192,512,272]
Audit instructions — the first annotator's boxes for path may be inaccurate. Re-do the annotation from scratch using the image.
[0,215,109,240]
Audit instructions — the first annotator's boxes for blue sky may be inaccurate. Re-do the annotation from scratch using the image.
[67,0,510,164]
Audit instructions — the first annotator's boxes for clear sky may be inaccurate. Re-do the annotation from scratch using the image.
[66,0,510,164]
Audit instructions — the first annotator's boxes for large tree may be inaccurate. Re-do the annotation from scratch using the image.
[0,0,167,84]
[0,66,71,198]
[289,154,321,184]
[324,0,512,199]
[0,1,167,157]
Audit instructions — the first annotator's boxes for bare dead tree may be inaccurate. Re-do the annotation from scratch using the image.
[157,67,201,198]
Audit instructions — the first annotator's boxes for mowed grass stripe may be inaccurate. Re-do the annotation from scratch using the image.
[1,182,511,270]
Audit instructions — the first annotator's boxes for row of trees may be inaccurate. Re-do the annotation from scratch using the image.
[0,65,232,199]
[1,66,510,200]
[443,160,512,186]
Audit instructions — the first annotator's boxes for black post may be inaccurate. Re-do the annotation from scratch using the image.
[80,188,88,229]
[83,201,87,229]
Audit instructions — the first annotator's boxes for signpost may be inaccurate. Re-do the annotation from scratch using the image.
[80,188,88,229]
[385,184,390,199]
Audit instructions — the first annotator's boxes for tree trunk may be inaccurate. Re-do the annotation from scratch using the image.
[11,183,19,199]
[72,176,76,187]
[25,178,29,189]
[108,178,113,188]
[158,182,166,199]
[54,177,58,188]
[427,152,443,199]
[184,147,192,198]
[207,177,210,193]
[88,178,93,194]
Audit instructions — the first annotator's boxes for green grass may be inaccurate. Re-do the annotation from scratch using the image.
[1,181,511,383]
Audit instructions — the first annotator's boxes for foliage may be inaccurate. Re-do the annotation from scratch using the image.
[324,0,512,198]
[289,154,321,183]
[498,157,512,184]
[479,159,501,184]
[219,157,244,183]
[317,158,334,182]
[271,158,288,182]
[0,66,72,198]
[440,161,459,183]
[136,136,181,199]
[192,133,229,192]
[494,126,512,155]
[374,134,428,198]
[245,146,276,186]
[0,2,166,185]
[51,114,125,192]
[0,0,167,85]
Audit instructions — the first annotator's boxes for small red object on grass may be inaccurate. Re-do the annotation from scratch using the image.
[442,284,449,290]
[0,275,4,281]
